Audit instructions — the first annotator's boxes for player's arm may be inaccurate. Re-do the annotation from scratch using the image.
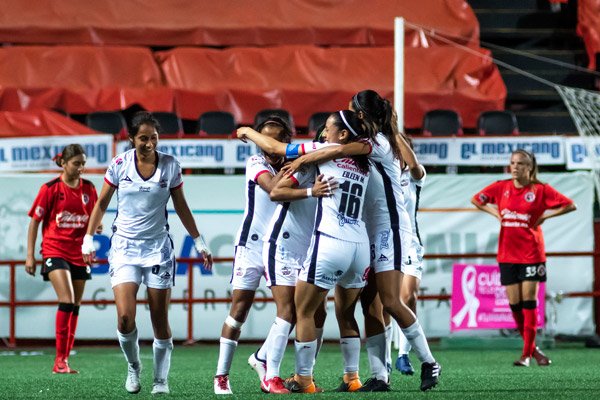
[270,174,337,201]
[283,141,370,176]
[470,197,501,222]
[171,186,213,270]
[237,127,288,156]
[25,218,41,276]
[397,133,425,180]
[534,203,576,227]
[256,169,285,194]
[82,182,115,264]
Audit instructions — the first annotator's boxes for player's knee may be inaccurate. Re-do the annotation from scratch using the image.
[117,314,135,333]
[401,291,417,309]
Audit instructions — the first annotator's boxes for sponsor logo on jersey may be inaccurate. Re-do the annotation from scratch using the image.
[55,211,89,229]
[537,264,546,276]
[123,175,132,182]
[115,157,123,165]
[281,266,292,276]
[139,186,151,192]
[405,256,412,265]
[379,230,390,250]
[161,271,171,279]
[525,191,536,202]
[335,270,343,276]
[336,212,359,227]
[235,267,243,276]
[81,194,90,205]
[251,234,259,241]
[160,179,168,188]
[479,193,489,203]
[282,232,290,239]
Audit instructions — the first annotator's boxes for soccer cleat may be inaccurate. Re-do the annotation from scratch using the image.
[151,379,170,395]
[248,351,267,384]
[420,362,441,391]
[513,356,530,367]
[261,376,291,394]
[125,363,142,394]
[214,374,233,394]
[63,358,79,374]
[284,378,323,393]
[396,354,415,375]
[357,377,390,392]
[532,347,551,366]
[335,377,362,392]
[52,358,71,374]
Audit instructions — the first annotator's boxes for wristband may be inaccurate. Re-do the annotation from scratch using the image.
[285,143,300,159]
[306,188,313,198]
[193,235,211,256]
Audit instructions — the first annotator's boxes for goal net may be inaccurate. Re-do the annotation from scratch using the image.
[556,84,600,205]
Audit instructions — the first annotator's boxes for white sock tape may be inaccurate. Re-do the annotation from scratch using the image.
[225,315,244,330]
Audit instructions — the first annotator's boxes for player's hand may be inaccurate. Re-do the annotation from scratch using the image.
[236,127,252,143]
[81,234,96,265]
[533,215,546,227]
[312,174,338,198]
[282,157,304,177]
[194,235,213,271]
[25,255,36,276]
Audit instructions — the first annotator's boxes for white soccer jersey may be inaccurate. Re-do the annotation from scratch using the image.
[400,166,426,243]
[104,149,183,240]
[234,155,278,251]
[367,133,412,235]
[313,156,369,243]
[263,165,317,255]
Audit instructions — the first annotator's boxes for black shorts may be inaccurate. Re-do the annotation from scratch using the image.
[499,262,547,286]
[41,258,92,281]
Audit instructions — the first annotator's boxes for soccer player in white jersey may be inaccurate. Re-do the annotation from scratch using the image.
[82,112,213,395]
[395,133,427,375]
[214,117,330,394]
[284,90,441,392]
[240,110,374,393]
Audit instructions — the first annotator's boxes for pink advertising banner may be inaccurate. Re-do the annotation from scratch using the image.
[450,264,545,331]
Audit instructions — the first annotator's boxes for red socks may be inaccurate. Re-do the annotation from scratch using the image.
[522,301,538,358]
[56,303,74,361]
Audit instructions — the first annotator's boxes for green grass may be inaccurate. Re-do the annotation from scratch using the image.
[1,343,599,399]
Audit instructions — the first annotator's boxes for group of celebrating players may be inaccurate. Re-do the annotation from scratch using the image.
[213,89,440,394]
[28,87,575,395]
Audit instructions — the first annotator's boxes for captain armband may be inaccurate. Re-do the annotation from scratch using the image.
[285,144,301,159]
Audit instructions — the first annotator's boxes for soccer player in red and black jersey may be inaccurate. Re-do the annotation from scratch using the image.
[25,144,99,374]
[472,149,576,367]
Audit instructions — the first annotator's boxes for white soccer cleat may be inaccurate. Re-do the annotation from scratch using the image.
[247,352,267,382]
[151,379,170,395]
[214,374,233,394]
[125,363,142,394]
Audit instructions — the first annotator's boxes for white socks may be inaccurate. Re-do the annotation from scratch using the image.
[294,340,317,376]
[265,317,292,380]
[398,329,412,356]
[365,333,388,381]
[153,337,173,382]
[401,321,434,364]
[216,337,237,376]
[117,328,140,367]
[340,337,360,374]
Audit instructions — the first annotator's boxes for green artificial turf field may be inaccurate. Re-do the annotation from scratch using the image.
[1,342,599,399]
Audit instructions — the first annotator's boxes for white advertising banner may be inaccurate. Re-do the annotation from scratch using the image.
[0,171,595,340]
[413,136,565,166]
[116,139,258,168]
[0,135,112,171]
[564,136,600,170]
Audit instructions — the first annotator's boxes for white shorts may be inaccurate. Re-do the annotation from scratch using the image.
[263,241,302,287]
[370,227,411,274]
[230,246,265,291]
[402,241,424,280]
[299,232,370,290]
[108,234,176,289]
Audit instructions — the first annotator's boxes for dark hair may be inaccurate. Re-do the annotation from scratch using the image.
[54,144,86,168]
[511,149,541,184]
[329,110,371,174]
[352,90,402,161]
[255,115,293,144]
[313,123,326,143]
[129,111,162,138]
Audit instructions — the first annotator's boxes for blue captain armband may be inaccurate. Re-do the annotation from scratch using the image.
[285,143,301,159]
